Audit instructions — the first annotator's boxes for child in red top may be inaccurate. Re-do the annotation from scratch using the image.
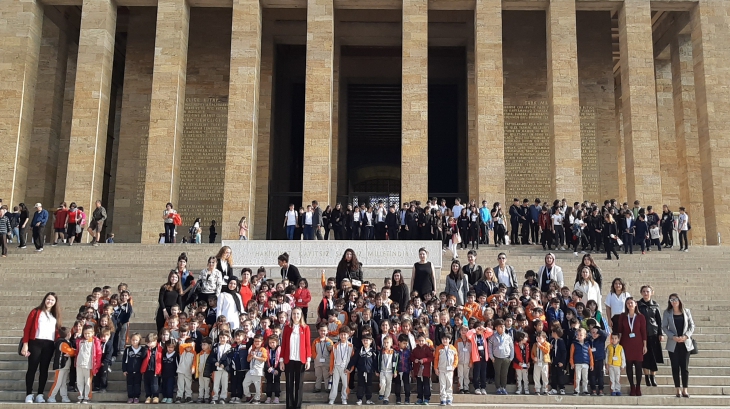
[294,279,312,322]
[511,331,530,394]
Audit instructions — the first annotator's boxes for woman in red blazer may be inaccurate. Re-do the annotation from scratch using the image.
[21,292,60,403]
[618,297,648,396]
[278,308,311,409]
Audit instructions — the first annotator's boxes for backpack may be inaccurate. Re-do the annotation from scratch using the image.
[189,225,196,235]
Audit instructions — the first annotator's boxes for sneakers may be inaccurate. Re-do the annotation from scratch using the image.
[145,397,152,404]
[574,252,578,256]
[63,397,72,403]
[267,398,273,404]
[416,400,423,405]
[134,398,140,403]
[515,389,522,395]
[446,401,452,406]
[573,390,579,396]
[404,399,410,405]
[598,390,605,396]
[439,402,445,407]
[474,389,482,395]
[273,398,280,404]
[185,398,192,403]
[127,399,134,404]
[383,400,389,405]
[559,389,565,395]
[366,400,374,405]
[356,400,363,406]
[218,400,225,404]
[210,400,217,404]
[548,389,558,395]
[153,397,160,404]
[423,400,430,405]
[341,400,346,405]
[48,398,57,403]
[481,389,488,395]
[378,395,384,401]
[329,400,334,405]
[175,397,182,403]
[35,395,45,403]
[82,400,89,404]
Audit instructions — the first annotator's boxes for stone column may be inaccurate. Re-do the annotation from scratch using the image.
[302,0,334,206]
[654,59,679,207]
[221,0,262,240]
[139,0,190,243]
[0,0,43,207]
[54,42,78,206]
[474,0,504,202]
[547,0,582,200]
[64,0,116,215]
[617,0,663,205]
[401,0,428,203]
[27,17,68,212]
[466,35,478,200]
[254,31,274,240]
[690,0,730,244]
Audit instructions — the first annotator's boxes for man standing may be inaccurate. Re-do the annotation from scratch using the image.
[509,198,521,245]
[452,198,464,223]
[520,199,530,245]
[31,203,48,252]
[312,200,324,240]
[52,203,68,246]
[89,200,107,246]
[479,201,491,245]
[385,205,399,240]
[375,201,387,240]
[284,204,298,240]
[0,207,10,257]
[529,199,541,245]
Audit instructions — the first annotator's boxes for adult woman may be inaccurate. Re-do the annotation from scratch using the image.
[576,253,603,291]
[474,267,499,297]
[551,207,565,250]
[322,205,332,240]
[457,208,469,250]
[238,216,248,240]
[432,209,444,242]
[661,205,674,248]
[65,202,80,246]
[156,271,182,331]
[574,267,601,312]
[192,218,202,243]
[216,246,234,280]
[445,259,469,306]
[18,202,29,248]
[494,252,518,295]
[331,203,345,240]
[662,293,694,398]
[461,250,483,287]
[162,202,177,244]
[197,256,224,305]
[601,213,620,260]
[278,252,302,283]
[21,292,60,403]
[218,277,243,330]
[74,206,86,243]
[389,269,410,312]
[605,277,630,331]
[468,205,480,249]
[491,202,506,246]
[239,268,254,309]
[411,247,437,300]
[617,298,647,396]
[638,285,664,387]
[279,308,311,409]
[335,248,363,291]
[172,253,195,309]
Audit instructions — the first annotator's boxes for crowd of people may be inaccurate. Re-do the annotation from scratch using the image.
[21,244,696,407]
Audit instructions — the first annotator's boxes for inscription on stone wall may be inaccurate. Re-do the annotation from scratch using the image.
[504,101,551,201]
[133,121,149,228]
[178,97,228,234]
[580,106,599,201]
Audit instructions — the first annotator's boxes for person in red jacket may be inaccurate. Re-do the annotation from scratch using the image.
[74,326,102,403]
[294,279,312,323]
[240,268,254,309]
[410,333,434,405]
[21,292,60,404]
[278,308,311,409]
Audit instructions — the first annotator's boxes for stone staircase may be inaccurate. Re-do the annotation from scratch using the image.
[0,243,729,408]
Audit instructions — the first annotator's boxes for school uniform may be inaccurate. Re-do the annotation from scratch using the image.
[229,339,251,400]
[176,343,196,400]
[549,337,567,392]
[393,347,411,403]
[122,345,147,400]
[606,344,626,393]
[48,339,76,402]
[75,337,102,401]
[455,338,472,392]
[434,344,458,403]
[589,329,607,393]
[410,345,434,402]
[348,345,377,401]
[194,350,211,401]
[160,350,179,399]
[328,341,354,403]
[312,337,333,391]
[531,341,551,393]
[377,348,398,402]
[206,343,233,402]
[570,340,594,394]
[265,346,282,399]
[93,338,114,391]
[512,342,530,393]
[488,332,514,391]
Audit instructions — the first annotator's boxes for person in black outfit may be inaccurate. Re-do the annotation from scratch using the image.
[457,209,469,250]
[601,214,619,260]
[509,199,521,245]
[322,206,332,240]
[385,205,399,240]
[278,252,302,283]
[520,199,531,244]
[335,249,364,291]
[331,203,345,240]
[406,205,419,240]
[156,271,183,331]
[660,205,674,248]
[389,270,410,312]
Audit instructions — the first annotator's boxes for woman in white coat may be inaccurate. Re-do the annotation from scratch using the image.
[574,266,602,312]
[218,277,243,330]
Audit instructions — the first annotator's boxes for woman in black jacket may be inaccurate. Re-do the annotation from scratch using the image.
[156,271,182,331]
[457,208,470,250]
[331,203,344,240]
[638,285,664,387]
[322,205,332,240]
[389,269,410,312]
[335,249,363,291]
[660,205,674,248]
[601,213,619,260]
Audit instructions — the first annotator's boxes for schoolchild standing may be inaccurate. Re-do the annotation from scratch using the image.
[472,323,493,395]
[328,327,354,405]
[176,339,196,403]
[588,322,608,396]
[264,336,282,404]
[377,337,397,404]
[194,337,212,403]
[511,331,530,395]
[394,334,412,404]
[122,333,146,403]
[434,332,458,406]
[142,333,162,403]
[160,340,179,403]
[207,331,233,404]
[455,327,473,394]
[548,327,567,395]
[242,334,268,403]
[410,334,434,405]
[312,325,334,393]
[47,327,76,403]
[349,335,377,405]
[93,328,114,393]
[488,319,514,395]
[605,333,626,396]
[569,328,594,395]
[230,330,251,403]
[531,331,551,395]
[75,326,101,403]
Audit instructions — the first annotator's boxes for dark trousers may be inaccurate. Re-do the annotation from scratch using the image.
[0,234,6,256]
[604,237,618,259]
[164,223,175,243]
[415,376,431,401]
[554,225,565,247]
[530,222,539,244]
[494,225,506,245]
[480,224,490,245]
[303,225,313,240]
[144,372,159,398]
[472,360,488,389]
[127,372,142,398]
[520,221,530,244]
[589,359,604,391]
[623,233,634,253]
[285,361,305,409]
[94,363,110,389]
[541,229,553,249]
[625,360,643,387]
[364,226,374,240]
[510,221,519,244]
[265,371,281,397]
[352,224,360,240]
[388,227,399,240]
[375,222,386,240]
[25,339,54,395]
[550,364,565,390]
[356,371,373,400]
[679,230,688,249]
[669,343,690,388]
[231,370,245,398]
[589,230,601,251]
[32,225,44,249]
[19,226,27,247]
[286,225,295,240]
[315,226,324,240]
[393,372,410,401]
[161,376,175,399]
[662,226,673,246]
[459,227,468,249]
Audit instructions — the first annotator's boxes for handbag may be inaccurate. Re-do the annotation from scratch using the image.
[616,238,623,246]
[453,232,461,244]
[18,339,24,356]
[690,338,698,355]
[75,224,82,234]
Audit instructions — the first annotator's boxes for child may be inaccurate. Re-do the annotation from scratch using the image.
[372,296,390,326]
[523,270,538,288]
[605,333,626,396]
[328,327,354,405]
[294,278,312,322]
[242,334,268,403]
[410,334,434,405]
[326,311,343,339]
[512,331,530,395]
[207,331,233,404]
[569,328,594,395]
[549,327,567,395]
[546,298,565,327]
[349,334,377,405]
[394,334,412,404]
[113,290,133,358]
[455,326,473,394]
[48,327,76,403]
[122,333,146,403]
[176,338,196,403]
[264,336,282,404]
[531,331,551,395]
[160,340,179,403]
[312,325,334,393]
[588,323,608,396]
[434,332,458,405]
[93,328,114,393]
[376,336,397,404]
[472,323,493,395]
[488,319,514,395]
[194,337,212,403]
[230,330,251,403]
[334,299,349,325]
[318,286,335,324]
[75,325,102,403]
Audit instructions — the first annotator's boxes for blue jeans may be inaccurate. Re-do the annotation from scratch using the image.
[143,373,159,398]
[472,360,488,389]
[10,227,19,243]
[161,376,175,399]
[304,225,314,240]
[164,223,175,243]
[286,225,295,240]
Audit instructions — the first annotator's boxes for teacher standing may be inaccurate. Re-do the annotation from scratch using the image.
[279,308,311,409]
[411,247,437,300]
[335,248,364,291]
[21,292,60,404]
[156,271,182,331]
[662,293,694,398]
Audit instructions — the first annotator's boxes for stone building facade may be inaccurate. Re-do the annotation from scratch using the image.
[1,0,728,243]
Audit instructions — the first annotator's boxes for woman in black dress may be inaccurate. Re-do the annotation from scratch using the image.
[638,285,664,387]
[335,248,363,291]
[389,269,410,312]
[411,247,436,300]
[457,208,469,250]
[156,271,182,331]
[322,205,332,240]
[331,203,344,240]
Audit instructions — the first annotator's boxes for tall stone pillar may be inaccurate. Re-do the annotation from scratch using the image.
[690,0,730,245]
[0,0,43,207]
[140,0,190,243]
[617,0,662,205]
[473,0,504,203]
[547,0,582,200]
[64,0,116,216]
[671,33,705,243]
[466,35,477,200]
[401,0,428,203]
[254,31,274,240]
[54,41,78,206]
[221,0,262,240]
[654,59,679,208]
[301,0,334,206]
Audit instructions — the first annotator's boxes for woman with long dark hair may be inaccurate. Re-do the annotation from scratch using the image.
[197,256,224,305]
[601,213,620,260]
[491,202,506,247]
[335,248,363,291]
[331,203,345,240]
[156,271,182,331]
[617,297,647,396]
[445,259,469,306]
[576,253,603,291]
[21,292,60,403]
[18,203,29,248]
[215,246,234,280]
[322,205,333,240]
[411,247,437,300]
[605,277,630,331]
[389,269,410,312]
[662,293,695,398]
[637,285,664,388]
[279,308,311,409]
[162,202,177,244]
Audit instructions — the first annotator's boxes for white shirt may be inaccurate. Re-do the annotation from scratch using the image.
[496,266,510,287]
[36,311,56,341]
[285,210,297,226]
[605,291,631,317]
[679,213,689,231]
[305,212,313,225]
[574,281,602,312]
[289,324,301,362]
[353,211,360,222]
[217,292,243,330]
[551,214,563,226]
